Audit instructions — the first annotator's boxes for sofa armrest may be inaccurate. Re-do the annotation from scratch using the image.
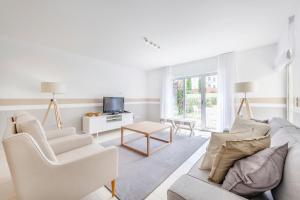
[168,175,246,200]
[45,127,76,140]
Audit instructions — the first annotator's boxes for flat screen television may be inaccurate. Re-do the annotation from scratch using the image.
[103,97,124,114]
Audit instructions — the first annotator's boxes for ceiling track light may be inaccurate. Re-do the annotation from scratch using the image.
[143,37,161,49]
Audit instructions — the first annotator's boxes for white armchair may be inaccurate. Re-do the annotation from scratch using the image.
[3,112,118,200]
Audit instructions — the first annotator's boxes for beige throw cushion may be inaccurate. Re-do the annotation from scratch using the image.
[208,134,271,183]
[230,116,270,135]
[200,131,265,170]
[18,119,57,161]
[200,117,270,170]
[14,112,36,133]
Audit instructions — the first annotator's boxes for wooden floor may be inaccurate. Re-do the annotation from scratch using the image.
[0,129,210,200]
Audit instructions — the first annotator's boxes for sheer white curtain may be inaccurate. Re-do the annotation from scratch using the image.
[160,66,174,119]
[217,53,236,131]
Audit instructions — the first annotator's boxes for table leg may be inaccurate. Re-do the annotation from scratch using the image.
[174,124,179,135]
[189,124,193,137]
[170,127,173,143]
[147,135,150,156]
[121,127,124,145]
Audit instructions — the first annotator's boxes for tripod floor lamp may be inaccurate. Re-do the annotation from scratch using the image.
[235,81,256,119]
[41,82,66,129]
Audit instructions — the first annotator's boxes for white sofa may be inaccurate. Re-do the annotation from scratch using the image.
[2,112,118,200]
[168,118,300,200]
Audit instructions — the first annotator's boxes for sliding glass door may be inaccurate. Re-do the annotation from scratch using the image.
[173,73,218,130]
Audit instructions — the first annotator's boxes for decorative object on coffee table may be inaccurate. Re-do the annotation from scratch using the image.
[41,82,66,129]
[235,81,256,119]
[121,121,173,157]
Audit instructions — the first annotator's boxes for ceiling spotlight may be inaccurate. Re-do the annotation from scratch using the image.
[143,37,160,49]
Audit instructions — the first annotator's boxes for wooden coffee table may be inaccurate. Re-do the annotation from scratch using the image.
[121,121,173,157]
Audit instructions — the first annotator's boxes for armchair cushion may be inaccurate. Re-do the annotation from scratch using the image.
[49,134,94,155]
[18,119,57,161]
[13,112,36,133]
[56,143,105,161]
[45,127,76,140]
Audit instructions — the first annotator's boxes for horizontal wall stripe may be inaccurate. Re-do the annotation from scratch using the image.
[0,97,284,106]
[0,103,102,111]
[0,97,286,111]
[0,102,284,111]
[236,97,286,104]
[0,101,160,111]
[246,103,286,108]
[0,98,160,106]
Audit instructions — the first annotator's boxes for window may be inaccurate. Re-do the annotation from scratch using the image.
[173,73,218,130]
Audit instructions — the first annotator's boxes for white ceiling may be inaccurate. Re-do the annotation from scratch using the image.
[0,0,295,70]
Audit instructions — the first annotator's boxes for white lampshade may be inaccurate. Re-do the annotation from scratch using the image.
[235,82,255,93]
[41,82,66,94]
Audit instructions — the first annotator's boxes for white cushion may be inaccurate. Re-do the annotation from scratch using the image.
[14,112,36,133]
[18,119,57,161]
[48,134,93,155]
[200,131,262,170]
[56,144,105,161]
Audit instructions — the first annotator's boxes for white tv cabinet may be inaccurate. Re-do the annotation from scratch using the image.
[82,112,134,134]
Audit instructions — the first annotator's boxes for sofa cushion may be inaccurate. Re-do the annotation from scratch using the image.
[230,117,270,135]
[18,119,57,161]
[56,143,105,161]
[268,117,295,136]
[48,134,93,155]
[209,135,270,183]
[222,143,288,197]
[200,130,268,170]
[167,175,246,200]
[188,155,217,184]
[271,125,300,200]
[271,126,299,147]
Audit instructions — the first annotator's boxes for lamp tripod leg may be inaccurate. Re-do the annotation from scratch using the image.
[53,101,63,129]
[245,98,253,119]
[42,100,53,125]
[237,98,245,116]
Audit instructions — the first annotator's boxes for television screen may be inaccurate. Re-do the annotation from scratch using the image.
[103,97,124,113]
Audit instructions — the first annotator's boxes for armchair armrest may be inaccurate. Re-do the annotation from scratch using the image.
[3,133,118,200]
[51,146,118,199]
[45,127,76,140]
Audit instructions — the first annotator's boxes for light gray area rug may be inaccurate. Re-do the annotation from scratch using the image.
[102,131,207,200]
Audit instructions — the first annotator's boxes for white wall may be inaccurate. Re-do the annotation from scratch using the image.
[236,44,286,98]
[146,43,286,120]
[146,68,163,99]
[0,35,147,99]
[172,57,218,78]
[0,35,150,140]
